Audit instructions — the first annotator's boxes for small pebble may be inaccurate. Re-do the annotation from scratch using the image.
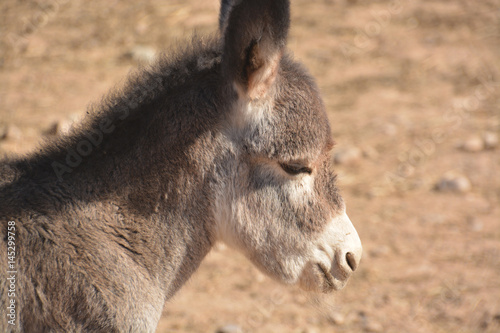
[0,124,22,141]
[255,271,266,283]
[369,245,391,258]
[364,320,383,333]
[0,125,6,140]
[435,173,471,193]
[467,217,483,232]
[333,146,362,165]
[483,131,498,149]
[460,136,484,152]
[45,113,82,136]
[420,214,446,225]
[215,324,243,333]
[480,311,493,329]
[328,311,345,325]
[45,120,73,136]
[362,146,379,160]
[381,123,397,136]
[301,328,319,333]
[124,45,157,64]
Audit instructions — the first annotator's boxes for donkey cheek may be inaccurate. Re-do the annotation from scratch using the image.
[291,204,332,234]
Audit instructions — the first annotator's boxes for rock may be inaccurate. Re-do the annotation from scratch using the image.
[364,319,383,333]
[300,328,319,333]
[124,45,157,64]
[0,124,6,140]
[435,173,471,193]
[459,132,499,151]
[45,114,81,136]
[480,311,495,330]
[362,146,379,160]
[44,123,58,136]
[255,271,266,283]
[369,245,391,258]
[215,324,243,333]
[0,124,22,141]
[420,213,446,225]
[333,146,362,165]
[46,120,73,136]
[459,136,484,152]
[328,311,345,325]
[483,131,498,149]
[467,217,483,232]
[381,123,397,136]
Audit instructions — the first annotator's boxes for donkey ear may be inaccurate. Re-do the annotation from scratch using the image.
[222,0,290,100]
[219,0,238,33]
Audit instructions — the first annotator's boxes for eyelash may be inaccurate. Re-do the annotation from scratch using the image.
[279,163,313,176]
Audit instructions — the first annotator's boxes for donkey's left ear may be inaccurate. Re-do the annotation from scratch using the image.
[221,0,290,100]
[219,0,238,33]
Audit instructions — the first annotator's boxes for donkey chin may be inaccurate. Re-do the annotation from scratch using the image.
[298,259,353,293]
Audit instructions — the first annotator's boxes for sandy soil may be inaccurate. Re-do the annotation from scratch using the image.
[1,0,499,332]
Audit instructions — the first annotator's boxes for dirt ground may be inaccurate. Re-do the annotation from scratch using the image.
[1,0,499,332]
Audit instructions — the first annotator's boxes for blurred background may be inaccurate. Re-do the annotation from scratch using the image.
[1,0,499,332]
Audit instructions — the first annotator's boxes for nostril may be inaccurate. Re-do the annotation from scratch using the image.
[346,252,358,271]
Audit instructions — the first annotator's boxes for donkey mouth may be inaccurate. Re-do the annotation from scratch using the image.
[317,263,348,292]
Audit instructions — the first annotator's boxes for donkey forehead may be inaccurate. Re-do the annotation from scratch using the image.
[241,61,332,161]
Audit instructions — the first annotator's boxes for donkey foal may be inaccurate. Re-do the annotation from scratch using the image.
[0,0,362,331]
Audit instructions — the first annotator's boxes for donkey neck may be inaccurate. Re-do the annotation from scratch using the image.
[12,40,225,204]
[3,40,227,234]
[1,44,227,299]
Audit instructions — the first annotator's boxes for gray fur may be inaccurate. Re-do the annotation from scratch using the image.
[0,1,361,331]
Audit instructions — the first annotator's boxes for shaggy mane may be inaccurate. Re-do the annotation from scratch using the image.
[4,34,223,179]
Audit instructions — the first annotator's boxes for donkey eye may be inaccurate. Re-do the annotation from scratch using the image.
[279,163,313,176]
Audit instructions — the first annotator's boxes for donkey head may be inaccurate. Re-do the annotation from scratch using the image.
[214,0,362,292]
